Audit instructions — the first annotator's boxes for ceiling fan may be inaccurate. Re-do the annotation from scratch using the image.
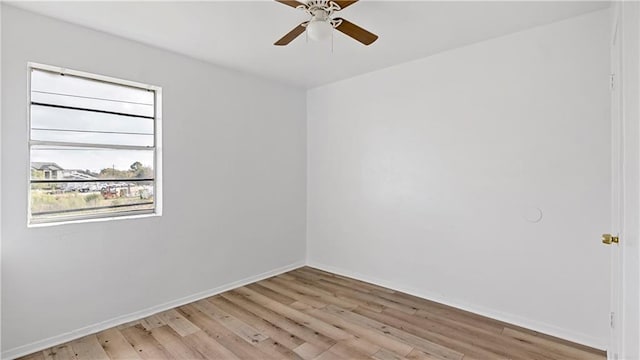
[274,0,378,46]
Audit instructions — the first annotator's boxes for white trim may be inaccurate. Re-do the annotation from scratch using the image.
[154,87,163,217]
[1,260,306,360]
[1,3,4,357]
[306,260,606,351]
[608,4,623,359]
[27,212,159,228]
[27,62,159,92]
[619,2,640,358]
[29,140,153,151]
[26,63,33,230]
[26,62,163,226]
[2,259,606,359]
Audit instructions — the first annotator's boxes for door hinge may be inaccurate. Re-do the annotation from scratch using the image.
[610,74,616,90]
[610,311,615,328]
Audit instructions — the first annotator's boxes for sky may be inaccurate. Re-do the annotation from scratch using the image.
[30,69,156,173]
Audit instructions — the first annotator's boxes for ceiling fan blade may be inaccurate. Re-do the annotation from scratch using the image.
[332,1,358,10]
[275,0,307,9]
[334,18,378,45]
[274,24,307,46]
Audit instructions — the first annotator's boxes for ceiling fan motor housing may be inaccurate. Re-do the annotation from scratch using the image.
[301,0,342,20]
[304,1,342,14]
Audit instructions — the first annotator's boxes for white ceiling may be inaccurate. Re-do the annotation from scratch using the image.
[9,1,610,89]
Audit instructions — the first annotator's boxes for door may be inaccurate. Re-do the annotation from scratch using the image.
[607,4,623,359]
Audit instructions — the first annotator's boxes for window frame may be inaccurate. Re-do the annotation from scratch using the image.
[27,62,163,227]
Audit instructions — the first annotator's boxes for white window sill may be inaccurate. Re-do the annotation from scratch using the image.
[27,211,161,228]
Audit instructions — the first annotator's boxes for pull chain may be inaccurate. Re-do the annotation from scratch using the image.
[331,29,334,53]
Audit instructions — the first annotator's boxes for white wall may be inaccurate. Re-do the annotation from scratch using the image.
[307,9,611,349]
[1,5,306,356]
[1,3,619,356]
[0,2,3,356]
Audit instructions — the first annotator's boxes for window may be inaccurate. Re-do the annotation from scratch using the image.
[28,64,162,225]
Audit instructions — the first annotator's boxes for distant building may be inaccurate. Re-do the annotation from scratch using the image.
[63,169,97,180]
[31,162,63,180]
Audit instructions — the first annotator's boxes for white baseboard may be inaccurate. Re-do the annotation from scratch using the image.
[306,260,606,351]
[4,259,605,359]
[2,260,306,360]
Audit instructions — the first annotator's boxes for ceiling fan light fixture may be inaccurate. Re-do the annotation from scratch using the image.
[306,19,333,41]
[274,0,378,46]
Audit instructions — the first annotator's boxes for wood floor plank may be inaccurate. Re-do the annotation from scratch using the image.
[181,330,242,359]
[156,309,200,337]
[367,288,492,326]
[222,290,337,349]
[254,338,304,360]
[20,352,46,360]
[271,276,362,310]
[517,329,606,357]
[115,321,141,331]
[289,268,324,281]
[322,305,463,360]
[234,286,354,342]
[319,280,418,315]
[406,349,447,360]
[305,307,414,357]
[177,303,277,360]
[18,267,606,360]
[95,328,143,360]
[309,278,416,315]
[419,307,504,335]
[342,337,382,356]
[293,343,329,360]
[192,299,269,344]
[258,279,330,308]
[148,325,207,359]
[299,278,386,313]
[502,327,605,360]
[247,283,297,305]
[312,350,346,360]
[43,345,76,360]
[358,307,512,360]
[290,301,316,311]
[139,315,166,331]
[415,307,504,335]
[298,267,395,294]
[373,348,410,360]
[327,341,375,359]
[120,324,174,360]
[379,308,563,360]
[277,272,299,281]
[209,295,306,350]
[366,289,525,339]
[67,335,110,360]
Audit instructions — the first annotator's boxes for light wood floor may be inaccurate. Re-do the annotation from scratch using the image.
[20,267,606,360]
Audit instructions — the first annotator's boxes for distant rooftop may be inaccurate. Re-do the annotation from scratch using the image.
[31,162,63,171]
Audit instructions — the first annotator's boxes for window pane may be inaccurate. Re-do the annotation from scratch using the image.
[30,180,154,223]
[30,146,154,180]
[29,66,159,225]
[31,69,154,117]
[31,105,154,135]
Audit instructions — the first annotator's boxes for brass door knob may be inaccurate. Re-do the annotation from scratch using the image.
[602,233,619,245]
